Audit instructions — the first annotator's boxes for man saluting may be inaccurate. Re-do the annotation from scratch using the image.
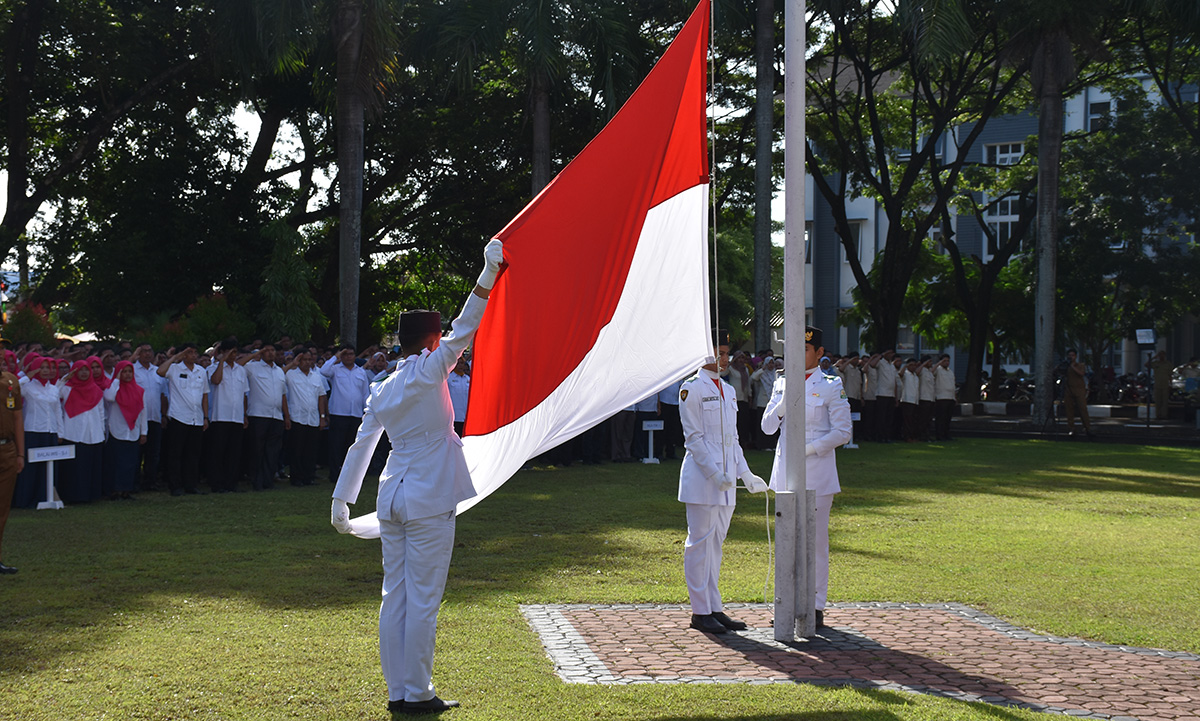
[331,239,505,716]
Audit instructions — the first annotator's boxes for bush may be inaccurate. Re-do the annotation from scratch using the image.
[131,295,256,351]
[3,302,58,347]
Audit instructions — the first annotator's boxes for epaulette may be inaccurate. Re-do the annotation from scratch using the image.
[682,373,700,384]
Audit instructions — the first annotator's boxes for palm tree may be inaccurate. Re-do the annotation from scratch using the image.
[753,0,776,351]
[215,0,402,346]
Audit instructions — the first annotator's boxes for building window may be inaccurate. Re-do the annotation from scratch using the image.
[985,142,1023,166]
[984,194,1021,259]
[805,222,812,264]
[1088,101,1111,131]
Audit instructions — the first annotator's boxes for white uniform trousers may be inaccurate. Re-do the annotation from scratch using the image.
[814,493,834,610]
[683,503,734,615]
[379,507,455,703]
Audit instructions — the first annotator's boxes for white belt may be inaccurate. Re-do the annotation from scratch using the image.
[390,427,456,450]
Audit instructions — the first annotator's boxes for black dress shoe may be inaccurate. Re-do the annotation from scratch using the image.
[711,611,747,630]
[815,609,825,628]
[388,699,404,712]
[689,613,728,634]
[0,562,17,574]
[400,696,459,714]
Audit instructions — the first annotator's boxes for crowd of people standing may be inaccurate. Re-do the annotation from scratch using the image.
[3,336,394,509]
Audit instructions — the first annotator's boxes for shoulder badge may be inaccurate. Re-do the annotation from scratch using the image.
[680,389,689,402]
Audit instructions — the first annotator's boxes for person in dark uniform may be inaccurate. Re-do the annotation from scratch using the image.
[0,364,27,574]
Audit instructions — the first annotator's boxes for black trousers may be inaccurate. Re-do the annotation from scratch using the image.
[248,417,284,490]
[206,421,244,491]
[860,399,876,441]
[917,400,935,441]
[62,442,104,504]
[875,396,896,442]
[659,403,683,458]
[166,419,203,493]
[139,420,162,490]
[935,399,955,439]
[327,414,361,484]
[289,423,320,486]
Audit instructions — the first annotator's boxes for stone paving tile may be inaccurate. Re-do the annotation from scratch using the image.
[521,602,1200,721]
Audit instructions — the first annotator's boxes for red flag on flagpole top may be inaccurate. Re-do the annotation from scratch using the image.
[458,0,713,513]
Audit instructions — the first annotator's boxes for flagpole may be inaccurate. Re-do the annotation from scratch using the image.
[775,0,813,642]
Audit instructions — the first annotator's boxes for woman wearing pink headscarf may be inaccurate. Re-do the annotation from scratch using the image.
[102,361,146,499]
[12,357,59,508]
[56,361,106,503]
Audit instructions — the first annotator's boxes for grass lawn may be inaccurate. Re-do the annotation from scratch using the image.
[1,439,1197,720]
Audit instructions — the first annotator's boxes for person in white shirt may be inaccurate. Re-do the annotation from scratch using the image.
[133,345,165,491]
[761,325,852,628]
[933,354,957,440]
[239,344,289,491]
[102,361,148,499]
[58,361,108,503]
[14,357,59,508]
[207,341,249,493]
[899,357,921,441]
[677,329,767,635]
[917,356,936,442]
[330,239,504,715]
[322,345,372,483]
[750,356,779,450]
[283,350,327,486]
[446,357,470,437]
[870,350,898,442]
[157,344,210,496]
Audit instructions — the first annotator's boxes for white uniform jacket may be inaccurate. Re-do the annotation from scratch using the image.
[762,370,852,495]
[333,294,485,522]
[677,368,751,507]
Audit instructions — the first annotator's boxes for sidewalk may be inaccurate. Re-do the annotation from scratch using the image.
[522,602,1200,721]
[950,411,1200,447]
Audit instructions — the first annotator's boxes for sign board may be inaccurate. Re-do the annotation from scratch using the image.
[641,420,665,431]
[30,445,76,463]
[1135,328,1156,345]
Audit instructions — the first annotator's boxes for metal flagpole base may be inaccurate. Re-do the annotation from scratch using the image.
[774,490,817,640]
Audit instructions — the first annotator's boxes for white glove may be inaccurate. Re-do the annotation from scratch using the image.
[477,239,505,289]
[742,473,768,494]
[805,443,817,456]
[331,499,352,534]
[705,470,734,491]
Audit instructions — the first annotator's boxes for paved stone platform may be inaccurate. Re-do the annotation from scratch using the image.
[521,602,1200,721]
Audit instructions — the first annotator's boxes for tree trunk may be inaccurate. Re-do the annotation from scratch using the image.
[531,69,552,195]
[335,0,365,347]
[1032,30,1069,426]
[752,0,775,351]
[2,0,44,267]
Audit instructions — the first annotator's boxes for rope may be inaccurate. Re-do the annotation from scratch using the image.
[708,0,774,608]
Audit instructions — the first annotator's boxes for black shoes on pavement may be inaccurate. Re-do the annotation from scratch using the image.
[710,611,747,630]
[689,612,748,634]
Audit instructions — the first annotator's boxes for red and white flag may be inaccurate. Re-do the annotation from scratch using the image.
[458,0,713,513]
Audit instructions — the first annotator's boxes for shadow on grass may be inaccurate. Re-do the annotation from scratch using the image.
[2,439,1195,675]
